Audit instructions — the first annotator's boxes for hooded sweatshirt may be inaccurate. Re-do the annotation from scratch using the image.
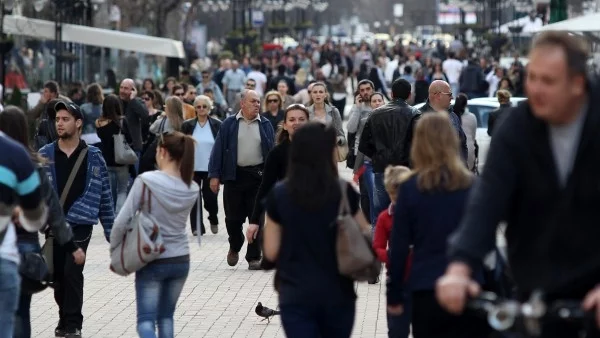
[110,171,199,260]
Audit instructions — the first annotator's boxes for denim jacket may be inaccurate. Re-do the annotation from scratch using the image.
[208,114,275,182]
[39,142,114,238]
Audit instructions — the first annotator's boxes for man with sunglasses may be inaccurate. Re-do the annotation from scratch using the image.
[405,80,468,165]
[208,90,274,270]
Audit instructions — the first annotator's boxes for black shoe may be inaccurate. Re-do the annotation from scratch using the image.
[64,329,82,338]
[368,275,380,284]
[248,260,262,270]
[55,328,66,337]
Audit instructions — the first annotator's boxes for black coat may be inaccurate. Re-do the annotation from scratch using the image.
[139,117,221,174]
[449,81,600,299]
[487,103,512,137]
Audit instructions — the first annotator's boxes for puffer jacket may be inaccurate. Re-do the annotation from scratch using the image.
[358,98,418,173]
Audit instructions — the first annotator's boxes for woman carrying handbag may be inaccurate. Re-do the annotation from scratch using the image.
[110,132,199,338]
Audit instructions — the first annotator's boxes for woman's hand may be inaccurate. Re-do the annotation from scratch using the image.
[387,304,404,315]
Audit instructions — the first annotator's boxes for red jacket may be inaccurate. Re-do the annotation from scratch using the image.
[373,203,412,279]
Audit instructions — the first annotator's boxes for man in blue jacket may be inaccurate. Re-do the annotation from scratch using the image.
[39,101,114,338]
[208,90,274,270]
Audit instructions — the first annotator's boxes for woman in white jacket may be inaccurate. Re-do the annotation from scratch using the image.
[454,93,478,171]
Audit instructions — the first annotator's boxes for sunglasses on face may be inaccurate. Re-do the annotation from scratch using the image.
[246,83,256,88]
[267,99,279,103]
[196,105,209,110]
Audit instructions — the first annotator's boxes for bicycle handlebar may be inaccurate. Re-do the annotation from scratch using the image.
[467,290,590,336]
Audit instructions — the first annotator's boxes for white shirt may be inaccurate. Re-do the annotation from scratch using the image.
[0,223,19,264]
[246,70,267,96]
[442,58,464,84]
[192,121,215,172]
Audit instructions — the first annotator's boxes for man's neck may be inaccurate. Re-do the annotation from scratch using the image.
[58,137,81,157]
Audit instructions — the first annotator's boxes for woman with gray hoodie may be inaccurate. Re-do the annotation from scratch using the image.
[110,131,199,338]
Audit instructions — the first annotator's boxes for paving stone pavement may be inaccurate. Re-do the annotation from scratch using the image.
[29,164,391,338]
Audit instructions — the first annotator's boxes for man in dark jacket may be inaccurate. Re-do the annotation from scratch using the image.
[406,80,468,164]
[119,79,149,157]
[359,78,417,218]
[208,90,275,270]
[459,59,486,99]
[437,31,600,338]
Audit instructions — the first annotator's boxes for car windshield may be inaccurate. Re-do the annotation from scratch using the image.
[468,105,497,128]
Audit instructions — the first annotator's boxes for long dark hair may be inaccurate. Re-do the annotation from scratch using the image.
[0,106,46,164]
[86,83,104,105]
[276,104,310,144]
[453,93,468,117]
[286,122,338,210]
[158,131,195,186]
[101,94,123,121]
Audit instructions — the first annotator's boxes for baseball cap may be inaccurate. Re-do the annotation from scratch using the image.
[52,101,83,121]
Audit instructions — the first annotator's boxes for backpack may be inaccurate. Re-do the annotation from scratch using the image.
[34,108,57,151]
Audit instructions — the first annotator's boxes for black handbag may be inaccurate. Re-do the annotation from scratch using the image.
[19,251,50,294]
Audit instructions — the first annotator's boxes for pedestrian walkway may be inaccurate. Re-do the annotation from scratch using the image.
[30,164,390,337]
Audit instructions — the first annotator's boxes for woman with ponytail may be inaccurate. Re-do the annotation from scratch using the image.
[110,131,199,338]
[246,104,309,243]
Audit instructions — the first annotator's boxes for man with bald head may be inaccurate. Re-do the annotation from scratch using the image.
[119,78,149,155]
[408,80,468,163]
[208,89,275,270]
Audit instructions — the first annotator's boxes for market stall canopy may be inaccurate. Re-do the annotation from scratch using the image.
[536,13,600,32]
[3,15,185,58]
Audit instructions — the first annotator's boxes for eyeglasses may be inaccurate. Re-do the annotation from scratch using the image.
[267,99,279,103]
[196,105,209,110]
[437,92,452,97]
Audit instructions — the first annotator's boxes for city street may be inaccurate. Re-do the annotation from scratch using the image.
[29,163,391,338]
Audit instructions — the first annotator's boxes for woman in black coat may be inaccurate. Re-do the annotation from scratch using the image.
[245,104,309,248]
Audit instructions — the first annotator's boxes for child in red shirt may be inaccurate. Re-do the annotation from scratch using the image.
[372,165,412,338]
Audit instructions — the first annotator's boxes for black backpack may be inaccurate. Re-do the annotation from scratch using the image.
[34,108,57,151]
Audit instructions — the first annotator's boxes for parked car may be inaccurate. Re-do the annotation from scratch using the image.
[414,97,527,170]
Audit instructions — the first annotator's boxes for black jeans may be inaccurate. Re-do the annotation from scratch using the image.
[331,96,347,120]
[53,224,92,332]
[223,166,262,262]
[190,171,219,234]
[358,174,371,224]
[412,290,491,338]
[537,319,600,338]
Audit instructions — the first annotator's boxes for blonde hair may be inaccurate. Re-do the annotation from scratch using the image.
[263,90,283,111]
[496,89,512,104]
[165,96,184,131]
[411,112,472,191]
[384,165,411,198]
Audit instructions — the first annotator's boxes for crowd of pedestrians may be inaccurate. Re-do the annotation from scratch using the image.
[3,30,600,338]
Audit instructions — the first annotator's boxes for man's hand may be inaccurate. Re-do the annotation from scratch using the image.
[387,304,404,315]
[72,248,86,265]
[435,262,480,315]
[246,224,259,243]
[583,285,600,328]
[210,178,220,194]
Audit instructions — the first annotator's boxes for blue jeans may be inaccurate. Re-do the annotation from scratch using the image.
[387,293,412,338]
[0,258,20,338]
[14,241,41,338]
[135,261,189,338]
[280,302,355,338]
[363,161,377,228]
[108,166,129,215]
[373,172,391,227]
